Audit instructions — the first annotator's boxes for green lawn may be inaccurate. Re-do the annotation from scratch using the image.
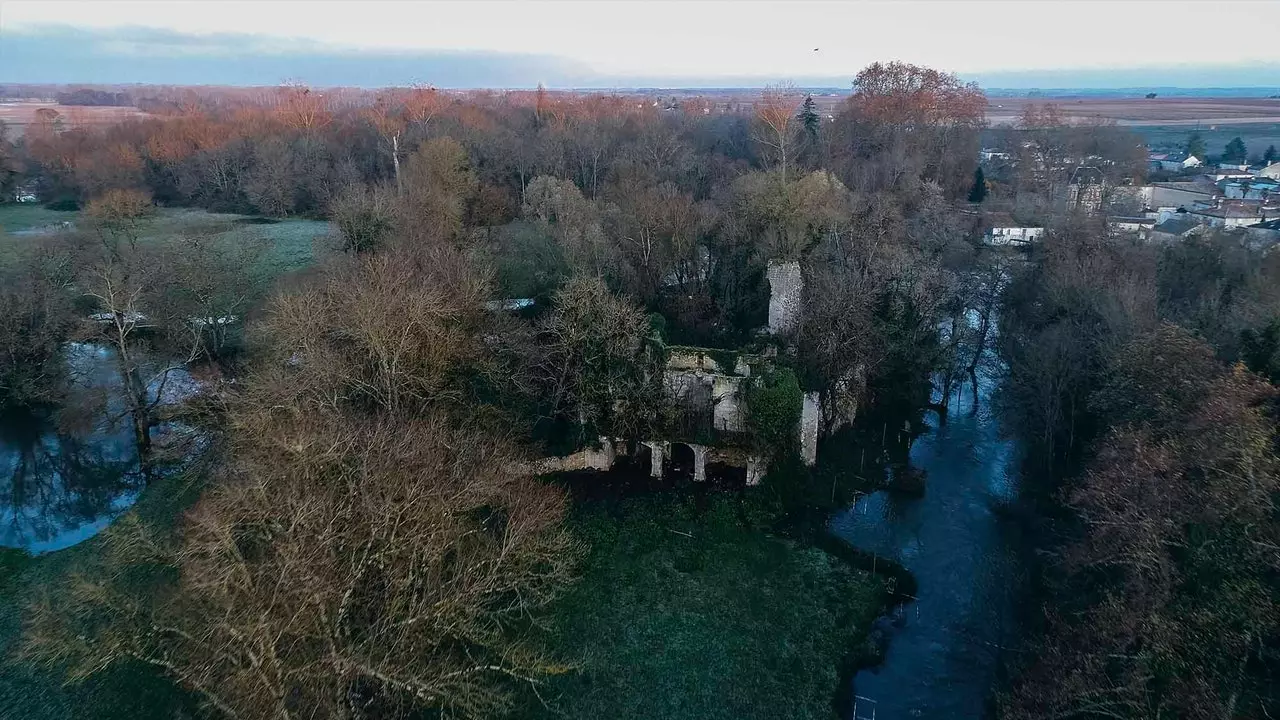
[0,204,78,234]
[0,205,333,283]
[534,492,888,720]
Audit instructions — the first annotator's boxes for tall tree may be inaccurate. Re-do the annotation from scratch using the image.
[1263,144,1277,164]
[754,83,799,182]
[967,167,987,203]
[1223,136,1247,164]
[1185,131,1206,159]
[797,94,820,142]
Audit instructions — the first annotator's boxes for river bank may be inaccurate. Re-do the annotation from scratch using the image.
[832,368,1028,720]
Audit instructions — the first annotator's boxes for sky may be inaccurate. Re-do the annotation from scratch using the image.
[2,0,1279,88]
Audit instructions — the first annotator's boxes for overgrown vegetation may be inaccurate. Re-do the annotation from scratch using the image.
[536,492,887,720]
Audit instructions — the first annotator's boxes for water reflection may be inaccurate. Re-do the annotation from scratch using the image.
[0,343,201,554]
[832,367,1026,720]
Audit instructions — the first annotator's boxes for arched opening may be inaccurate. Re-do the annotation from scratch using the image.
[669,443,695,484]
[705,461,747,489]
[627,442,654,479]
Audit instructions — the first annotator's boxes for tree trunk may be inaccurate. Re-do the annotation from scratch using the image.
[392,133,403,195]
[123,362,152,457]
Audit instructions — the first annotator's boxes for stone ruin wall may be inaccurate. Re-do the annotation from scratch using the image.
[766,260,803,336]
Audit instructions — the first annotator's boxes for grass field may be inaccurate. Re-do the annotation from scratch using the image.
[1130,122,1280,155]
[984,96,1280,125]
[980,96,1280,156]
[534,492,887,720]
[0,204,334,284]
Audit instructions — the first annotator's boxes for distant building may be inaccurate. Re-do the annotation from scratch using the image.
[1150,217,1205,243]
[1067,166,1106,212]
[984,224,1044,246]
[1187,202,1269,228]
[1158,153,1202,172]
[979,148,1011,162]
[1207,166,1256,181]
[1136,183,1216,212]
[1245,218,1280,247]
[1257,162,1280,180]
[12,184,37,203]
[1108,216,1157,236]
[1222,178,1280,200]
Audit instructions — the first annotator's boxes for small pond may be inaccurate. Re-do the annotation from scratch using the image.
[0,343,202,554]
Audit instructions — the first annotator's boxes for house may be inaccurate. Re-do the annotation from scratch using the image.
[1150,217,1205,243]
[979,148,1011,162]
[1136,183,1216,211]
[1159,153,1202,172]
[12,184,37,203]
[1067,166,1106,212]
[1207,166,1256,181]
[1187,202,1268,228]
[984,224,1045,246]
[1246,218,1280,247]
[1109,216,1157,236]
[1222,178,1280,200]
[1257,163,1280,180]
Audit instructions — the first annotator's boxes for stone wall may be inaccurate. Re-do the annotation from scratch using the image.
[766,260,803,336]
[799,391,821,466]
[527,438,766,486]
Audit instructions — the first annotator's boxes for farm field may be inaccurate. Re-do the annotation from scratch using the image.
[0,102,151,138]
[984,96,1280,125]
[983,96,1280,155]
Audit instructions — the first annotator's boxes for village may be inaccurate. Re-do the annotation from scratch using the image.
[978,138,1280,246]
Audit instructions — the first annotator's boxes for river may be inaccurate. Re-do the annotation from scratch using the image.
[831,366,1027,719]
[0,343,202,554]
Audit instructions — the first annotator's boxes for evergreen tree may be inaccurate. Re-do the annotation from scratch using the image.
[968,167,987,203]
[797,95,820,142]
[1265,145,1278,165]
[1186,131,1206,160]
[1223,136,1247,164]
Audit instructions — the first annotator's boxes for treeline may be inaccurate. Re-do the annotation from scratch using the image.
[55,89,134,107]
[1001,223,1280,717]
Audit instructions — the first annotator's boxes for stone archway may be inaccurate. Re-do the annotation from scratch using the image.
[668,442,696,483]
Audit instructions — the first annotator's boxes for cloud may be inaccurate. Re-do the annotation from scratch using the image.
[2,25,1277,92]
[0,25,588,87]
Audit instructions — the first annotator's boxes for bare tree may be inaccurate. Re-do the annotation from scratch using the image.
[23,414,579,720]
[754,82,800,183]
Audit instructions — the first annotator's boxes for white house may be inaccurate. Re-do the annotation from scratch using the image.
[13,184,37,203]
[1137,183,1216,211]
[1257,163,1280,180]
[1207,167,1256,181]
[1108,216,1157,234]
[1159,154,1202,172]
[1067,166,1106,212]
[984,225,1045,246]
[979,148,1011,162]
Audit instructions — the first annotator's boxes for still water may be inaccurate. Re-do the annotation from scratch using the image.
[832,368,1026,720]
[0,343,200,554]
